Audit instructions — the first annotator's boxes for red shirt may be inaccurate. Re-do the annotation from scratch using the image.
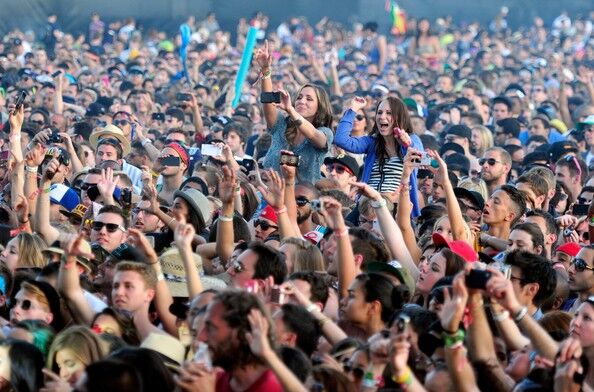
[216,369,282,392]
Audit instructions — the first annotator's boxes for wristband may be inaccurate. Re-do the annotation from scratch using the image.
[333,228,349,238]
[40,187,51,194]
[261,69,272,79]
[218,214,233,222]
[293,116,304,126]
[306,303,318,313]
[25,166,38,173]
[370,198,387,209]
[392,366,413,386]
[493,311,510,322]
[442,329,465,348]
[513,306,528,323]
[274,207,287,215]
[140,138,153,147]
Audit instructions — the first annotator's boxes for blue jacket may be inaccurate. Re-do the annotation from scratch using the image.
[334,109,423,217]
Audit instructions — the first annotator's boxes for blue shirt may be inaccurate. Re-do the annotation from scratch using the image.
[519,129,566,145]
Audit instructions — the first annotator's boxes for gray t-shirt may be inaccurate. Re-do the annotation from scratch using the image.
[262,113,333,184]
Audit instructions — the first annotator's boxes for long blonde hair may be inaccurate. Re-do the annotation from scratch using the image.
[16,233,47,270]
[47,326,106,372]
[471,125,494,157]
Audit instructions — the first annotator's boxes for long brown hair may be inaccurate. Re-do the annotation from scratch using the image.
[371,97,412,164]
[285,84,333,146]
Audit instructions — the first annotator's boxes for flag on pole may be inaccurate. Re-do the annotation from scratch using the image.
[386,0,407,35]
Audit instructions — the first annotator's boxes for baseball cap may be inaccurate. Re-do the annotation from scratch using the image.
[366,260,415,295]
[548,141,578,163]
[446,124,472,142]
[577,115,594,131]
[323,154,360,177]
[555,242,581,257]
[259,205,278,225]
[439,142,465,156]
[49,184,80,212]
[453,187,485,210]
[432,233,478,263]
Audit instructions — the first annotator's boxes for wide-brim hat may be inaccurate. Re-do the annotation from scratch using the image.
[89,124,131,155]
[173,188,212,229]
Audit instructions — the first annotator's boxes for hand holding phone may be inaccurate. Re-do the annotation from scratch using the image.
[465,269,492,290]
[201,144,222,157]
[280,152,299,167]
[260,92,281,104]
[14,91,27,110]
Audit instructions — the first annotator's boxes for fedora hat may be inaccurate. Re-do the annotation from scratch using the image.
[89,124,131,155]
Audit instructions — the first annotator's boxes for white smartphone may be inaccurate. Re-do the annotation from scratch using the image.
[201,144,222,157]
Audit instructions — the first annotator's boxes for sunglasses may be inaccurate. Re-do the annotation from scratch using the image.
[296,196,310,207]
[80,182,98,191]
[113,119,129,127]
[355,114,365,121]
[584,126,594,133]
[233,260,245,273]
[572,258,594,272]
[565,155,582,179]
[326,164,352,175]
[253,219,277,231]
[459,200,481,212]
[343,364,365,380]
[479,158,500,166]
[439,119,448,125]
[16,299,34,311]
[417,172,435,180]
[92,221,126,233]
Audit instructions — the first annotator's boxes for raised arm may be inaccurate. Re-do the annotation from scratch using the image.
[334,97,374,154]
[35,159,61,245]
[258,169,299,239]
[278,89,328,149]
[319,196,355,299]
[428,150,470,242]
[254,40,277,128]
[215,166,237,264]
[352,182,419,280]
[8,105,25,205]
[58,234,96,325]
[279,154,302,236]
[59,133,83,177]
[174,222,204,299]
[396,151,422,262]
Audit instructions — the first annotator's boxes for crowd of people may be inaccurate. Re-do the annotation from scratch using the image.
[0,6,592,392]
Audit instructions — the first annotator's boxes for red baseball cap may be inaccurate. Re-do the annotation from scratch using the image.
[432,233,478,263]
[259,205,278,225]
[555,242,581,257]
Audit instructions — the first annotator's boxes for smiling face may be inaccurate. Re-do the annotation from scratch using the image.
[375,100,395,137]
[294,86,319,120]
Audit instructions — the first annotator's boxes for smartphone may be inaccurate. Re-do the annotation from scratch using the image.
[572,204,589,216]
[51,70,63,78]
[270,287,285,304]
[176,92,192,101]
[152,112,165,122]
[310,199,324,213]
[201,144,222,157]
[14,90,27,110]
[280,152,300,167]
[465,269,492,289]
[240,159,255,173]
[260,92,281,104]
[159,156,181,167]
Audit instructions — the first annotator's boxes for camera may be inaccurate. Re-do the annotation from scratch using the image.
[310,199,324,213]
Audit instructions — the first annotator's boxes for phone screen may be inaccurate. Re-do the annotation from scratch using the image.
[201,144,222,157]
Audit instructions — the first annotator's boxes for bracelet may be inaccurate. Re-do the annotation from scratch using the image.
[399,183,411,193]
[274,207,287,215]
[285,182,295,186]
[306,303,318,313]
[25,166,38,173]
[317,316,330,327]
[40,187,51,194]
[513,306,528,323]
[261,69,272,79]
[333,228,349,238]
[218,214,233,222]
[442,329,465,348]
[392,366,413,386]
[493,311,510,322]
[370,198,387,209]
[292,116,304,127]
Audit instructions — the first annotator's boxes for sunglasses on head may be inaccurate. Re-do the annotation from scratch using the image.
[326,164,352,175]
[92,221,125,233]
[253,219,277,231]
[479,158,500,166]
[295,196,310,207]
[355,114,365,121]
[572,258,594,272]
[564,155,582,179]
[113,119,129,127]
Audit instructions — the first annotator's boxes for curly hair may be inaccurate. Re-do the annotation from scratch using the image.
[214,290,276,369]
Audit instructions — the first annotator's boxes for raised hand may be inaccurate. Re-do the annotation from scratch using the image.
[127,228,158,264]
[97,167,120,200]
[8,104,24,133]
[402,147,423,175]
[13,194,30,224]
[318,196,345,231]
[279,150,296,181]
[175,216,196,251]
[218,166,237,205]
[175,361,216,392]
[62,233,95,264]
[42,157,60,181]
[389,334,412,375]
[40,368,71,392]
[439,271,468,333]
[245,308,273,359]
[351,181,382,201]
[485,268,522,314]
[25,144,46,167]
[350,96,367,112]
[258,169,285,209]
[254,40,272,70]
[277,89,293,113]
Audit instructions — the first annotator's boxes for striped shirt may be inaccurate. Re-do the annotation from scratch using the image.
[367,156,404,193]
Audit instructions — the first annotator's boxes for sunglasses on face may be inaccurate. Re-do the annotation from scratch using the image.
[253,219,277,231]
[326,164,352,175]
[80,182,98,191]
[233,260,245,273]
[572,258,594,272]
[16,299,34,311]
[343,364,365,380]
[479,158,500,166]
[113,119,129,127]
[92,221,125,233]
[295,196,310,207]
[584,126,594,133]
[355,114,365,121]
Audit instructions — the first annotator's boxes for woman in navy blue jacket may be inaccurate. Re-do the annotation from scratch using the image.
[334,96,423,217]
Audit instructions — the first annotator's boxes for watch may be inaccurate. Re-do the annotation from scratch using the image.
[370,198,387,209]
